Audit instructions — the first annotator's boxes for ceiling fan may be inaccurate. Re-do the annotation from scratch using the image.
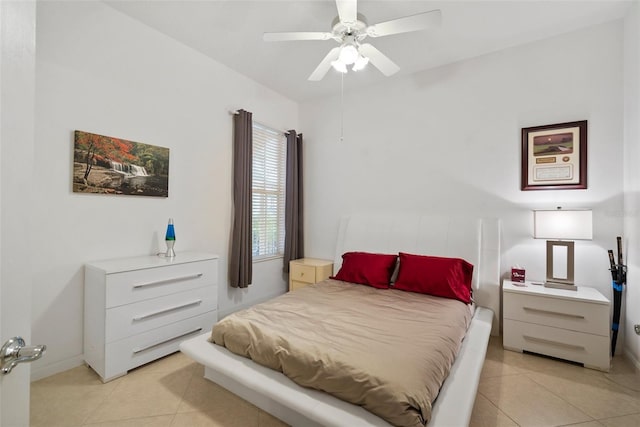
[263,0,442,81]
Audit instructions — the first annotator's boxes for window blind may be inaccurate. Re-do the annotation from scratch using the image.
[252,122,286,258]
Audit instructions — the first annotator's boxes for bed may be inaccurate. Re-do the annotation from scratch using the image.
[180,214,500,426]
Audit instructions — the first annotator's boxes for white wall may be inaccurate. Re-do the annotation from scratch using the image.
[32,1,297,379]
[623,1,640,368]
[302,22,624,335]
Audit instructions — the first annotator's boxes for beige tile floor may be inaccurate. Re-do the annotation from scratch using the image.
[31,336,640,427]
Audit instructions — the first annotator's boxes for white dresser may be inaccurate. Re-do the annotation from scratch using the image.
[84,252,218,382]
[503,280,610,371]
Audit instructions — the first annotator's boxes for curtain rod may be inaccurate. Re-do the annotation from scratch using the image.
[228,110,291,135]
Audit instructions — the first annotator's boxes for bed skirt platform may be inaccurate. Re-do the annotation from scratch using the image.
[179,306,494,427]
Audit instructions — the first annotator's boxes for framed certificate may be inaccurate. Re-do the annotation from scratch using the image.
[521,120,587,191]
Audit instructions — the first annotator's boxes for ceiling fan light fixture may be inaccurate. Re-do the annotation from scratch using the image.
[331,60,348,73]
[266,2,442,81]
[352,55,369,71]
[338,44,359,65]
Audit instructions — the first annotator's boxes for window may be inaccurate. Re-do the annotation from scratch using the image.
[252,122,286,259]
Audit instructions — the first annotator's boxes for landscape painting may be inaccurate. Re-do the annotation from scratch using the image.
[73,130,169,197]
[533,132,574,156]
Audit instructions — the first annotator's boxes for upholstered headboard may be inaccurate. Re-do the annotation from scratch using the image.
[334,214,501,335]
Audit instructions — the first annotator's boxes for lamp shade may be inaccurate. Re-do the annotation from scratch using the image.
[533,209,592,240]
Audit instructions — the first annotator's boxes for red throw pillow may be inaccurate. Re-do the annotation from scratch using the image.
[394,252,474,303]
[331,252,398,289]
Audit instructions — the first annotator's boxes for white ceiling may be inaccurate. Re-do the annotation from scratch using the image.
[106,0,633,102]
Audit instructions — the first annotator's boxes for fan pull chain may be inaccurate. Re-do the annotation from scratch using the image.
[340,71,344,143]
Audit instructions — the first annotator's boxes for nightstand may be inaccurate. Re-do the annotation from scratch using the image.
[503,280,610,371]
[289,258,333,291]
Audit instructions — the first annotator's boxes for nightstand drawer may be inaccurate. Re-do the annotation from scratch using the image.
[503,319,610,371]
[290,264,317,284]
[290,280,311,291]
[504,292,609,336]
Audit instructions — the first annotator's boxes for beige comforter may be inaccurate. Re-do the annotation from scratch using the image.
[211,279,472,427]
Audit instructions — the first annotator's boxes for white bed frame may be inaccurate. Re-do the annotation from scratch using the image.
[181,214,501,426]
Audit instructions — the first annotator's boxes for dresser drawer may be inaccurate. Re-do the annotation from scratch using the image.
[105,260,217,308]
[101,310,217,382]
[105,286,218,343]
[504,319,610,371]
[290,264,317,284]
[503,292,609,336]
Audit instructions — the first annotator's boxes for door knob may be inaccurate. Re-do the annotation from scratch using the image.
[1,336,46,374]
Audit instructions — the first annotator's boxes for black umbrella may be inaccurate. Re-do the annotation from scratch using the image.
[608,237,626,357]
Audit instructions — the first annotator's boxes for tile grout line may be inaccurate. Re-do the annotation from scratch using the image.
[80,366,124,426]
[477,389,522,427]
[171,362,199,422]
[523,372,599,424]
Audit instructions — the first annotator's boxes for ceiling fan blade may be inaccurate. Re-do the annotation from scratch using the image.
[336,0,357,25]
[358,44,399,76]
[366,10,442,38]
[263,32,333,42]
[308,47,341,81]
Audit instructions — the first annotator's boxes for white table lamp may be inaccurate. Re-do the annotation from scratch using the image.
[533,208,592,290]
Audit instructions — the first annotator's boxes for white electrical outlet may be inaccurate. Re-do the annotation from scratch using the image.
[635,324,640,335]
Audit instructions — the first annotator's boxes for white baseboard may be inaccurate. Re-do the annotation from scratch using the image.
[30,354,85,382]
[623,346,640,371]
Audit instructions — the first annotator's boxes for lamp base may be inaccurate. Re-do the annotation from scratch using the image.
[544,281,577,291]
[165,240,176,258]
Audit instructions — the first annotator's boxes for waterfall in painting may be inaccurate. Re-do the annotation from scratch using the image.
[110,161,149,177]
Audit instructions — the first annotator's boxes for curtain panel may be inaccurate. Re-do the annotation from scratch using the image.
[229,110,253,288]
[283,130,304,273]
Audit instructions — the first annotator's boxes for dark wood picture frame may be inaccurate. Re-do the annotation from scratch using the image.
[521,120,587,191]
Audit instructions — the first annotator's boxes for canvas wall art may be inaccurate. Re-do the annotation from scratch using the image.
[73,130,170,197]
